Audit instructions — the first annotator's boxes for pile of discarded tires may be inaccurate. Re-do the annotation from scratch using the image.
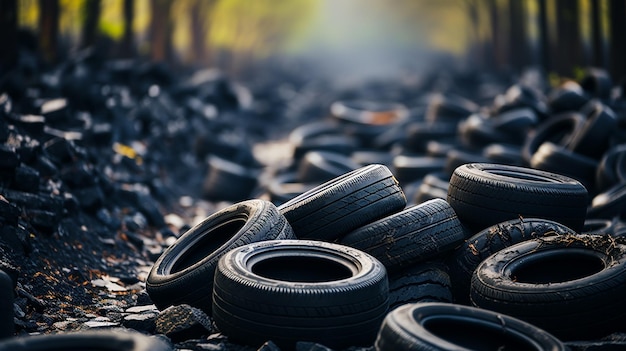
[141,67,626,350]
[141,159,623,349]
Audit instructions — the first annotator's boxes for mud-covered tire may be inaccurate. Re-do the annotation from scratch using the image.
[146,200,294,313]
[470,234,626,340]
[278,164,406,241]
[447,163,588,232]
[340,198,468,272]
[374,302,567,351]
[212,239,389,349]
[447,217,576,304]
[0,329,172,351]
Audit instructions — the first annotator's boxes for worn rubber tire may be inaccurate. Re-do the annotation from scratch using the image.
[340,198,469,272]
[392,155,447,185]
[202,155,260,202]
[566,100,617,159]
[529,141,598,192]
[522,112,585,164]
[0,329,172,351]
[212,239,389,349]
[146,199,294,313]
[447,217,576,304]
[374,302,567,351]
[413,172,449,204]
[447,163,588,232]
[387,261,453,311]
[296,151,361,184]
[278,164,406,241]
[586,182,626,219]
[470,234,626,340]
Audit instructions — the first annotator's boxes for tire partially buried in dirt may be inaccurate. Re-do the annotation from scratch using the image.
[447,163,588,232]
[212,239,389,349]
[375,302,566,351]
[278,164,406,242]
[146,199,294,314]
[470,233,626,340]
[0,329,172,351]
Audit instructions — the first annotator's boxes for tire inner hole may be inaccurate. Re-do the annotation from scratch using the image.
[506,249,605,284]
[172,217,247,273]
[252,255,353,282]
[423,315,538,350]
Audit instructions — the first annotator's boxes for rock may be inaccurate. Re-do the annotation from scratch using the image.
[155,304,214,342]
[122,312,157,333]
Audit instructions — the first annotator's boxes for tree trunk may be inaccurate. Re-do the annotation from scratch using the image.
[609,0,626,80]
[81,0,101,49]
[590,0,603,67]
[509,0,527,72]
[554,0,583,77]
[190,0,206,64]
[149,0,173,63]
[121,0,135,58]
[39,0,60,64]
[488,0,508,71]
[0,0,18,72]
[537,0,551,72]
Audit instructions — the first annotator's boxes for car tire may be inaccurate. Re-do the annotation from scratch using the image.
[374,302,566,351]
[278,164,406,241]
[447,163,588,232]
[340,198,469,272]
[212,239,389,349]
[470,233,626,340]
[146,199,294,313]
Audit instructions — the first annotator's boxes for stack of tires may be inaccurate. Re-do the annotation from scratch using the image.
[152,67,626,349]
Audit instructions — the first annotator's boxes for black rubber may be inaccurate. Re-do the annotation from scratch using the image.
[374,302,567,351]
[482,143,524,166]
[266,172,316,207]
[529,141,598,192]
[146,199,295,313]
[447,217,576,304]
[566,100,617,159]
[522,112,585,164]
[0,329,173,351]
[278,164,406,241]
[0,270,13,340]
[596,144,626,191]
[581,218,615,235]
[447,163,588,233]
[296,151,360,183]
[580,67,613,99]
[586,182,626,219]
[340,198,469,272]
[412,172,449,205]
[387,261,452,311]
[392,155,447,185]
[212,239,389,349]
[202,155,260,202]
[470,234,626,340]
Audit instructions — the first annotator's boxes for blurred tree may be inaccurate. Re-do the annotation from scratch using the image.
[509,0,528,71]
[0,0,18,71]
[190,0,218,64]
[554,0,583,76]
[81,0,101,48]
[120,0,135,57]
[609,0,626,80]
[488,0,509,71]
[150,0,173,62]
[39,0,60,63]
[537,0,551,71]
[590,0,605,68]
